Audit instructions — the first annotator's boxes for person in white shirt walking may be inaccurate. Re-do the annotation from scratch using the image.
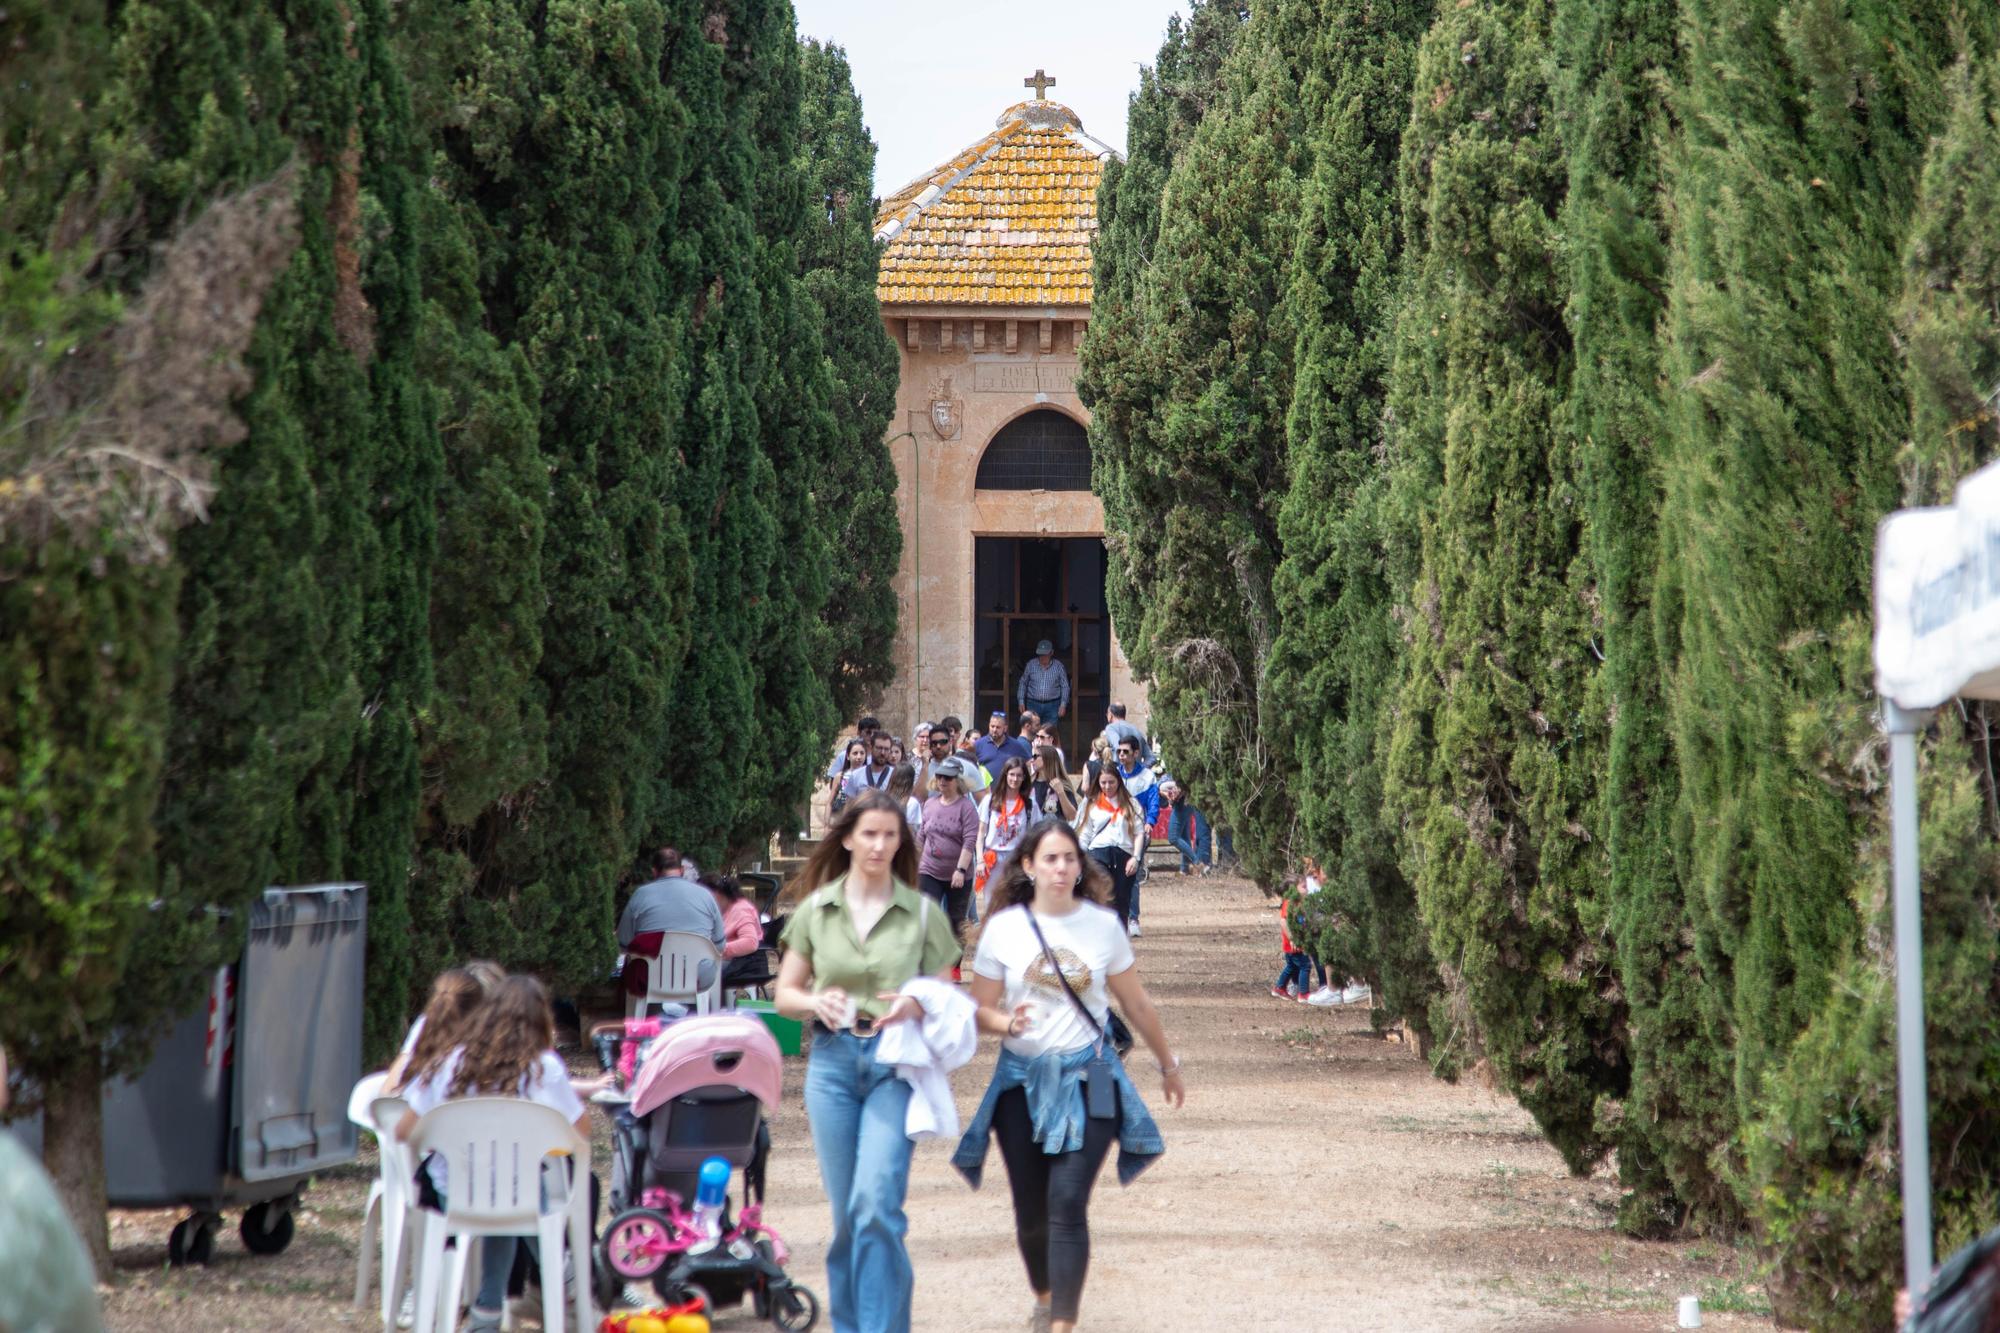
[1071,768,1147,928]
[956,819,1184,1333]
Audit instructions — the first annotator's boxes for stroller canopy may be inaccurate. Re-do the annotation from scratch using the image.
[629,1014,783,1119]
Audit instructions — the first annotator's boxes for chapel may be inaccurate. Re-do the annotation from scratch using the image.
[871,76,1146,757]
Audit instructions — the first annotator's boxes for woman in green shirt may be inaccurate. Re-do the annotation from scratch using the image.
[776,789,961,1333]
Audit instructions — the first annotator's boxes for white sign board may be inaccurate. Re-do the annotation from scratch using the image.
[1874,457,2000,706]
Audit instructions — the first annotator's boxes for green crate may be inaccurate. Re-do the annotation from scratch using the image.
[734,999,803,1056]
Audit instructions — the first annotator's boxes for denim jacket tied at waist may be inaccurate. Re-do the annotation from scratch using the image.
[951,1042,1164,1189]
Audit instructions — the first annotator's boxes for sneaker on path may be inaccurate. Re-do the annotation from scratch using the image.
[396,1287,416,1329]
[1127,919,1142,939]
[1305,986,1339,1006]
[1269,985,1290,1000]
[1339,983,1372,1005]
[1029,1301,1053,1333]
[466,1306,504,1333]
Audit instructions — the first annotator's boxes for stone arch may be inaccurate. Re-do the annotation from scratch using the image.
[973,406,1092,491]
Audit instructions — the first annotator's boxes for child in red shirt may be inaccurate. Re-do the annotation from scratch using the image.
[1271,884,1312,1001]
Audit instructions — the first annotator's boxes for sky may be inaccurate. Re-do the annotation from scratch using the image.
[790,0,1193,199]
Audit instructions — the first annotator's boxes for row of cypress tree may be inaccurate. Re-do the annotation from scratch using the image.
[0,0,898,1267]
[1084,1,2000,1321]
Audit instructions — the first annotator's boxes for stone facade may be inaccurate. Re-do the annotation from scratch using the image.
[873,311,1145,749]
[866,92,1145,751]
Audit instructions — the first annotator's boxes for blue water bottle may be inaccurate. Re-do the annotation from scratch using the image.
[690,1156,730,1250]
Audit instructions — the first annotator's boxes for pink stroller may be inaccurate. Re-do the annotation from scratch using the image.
[590,1014,818,1330]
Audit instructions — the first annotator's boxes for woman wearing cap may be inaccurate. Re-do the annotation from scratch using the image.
[916,755,981,931]
[776,789,962,1333]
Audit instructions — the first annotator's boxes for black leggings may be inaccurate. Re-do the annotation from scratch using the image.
[1089,846,1135,923]
[991,1087,1117,1323]
[917,871,971,935]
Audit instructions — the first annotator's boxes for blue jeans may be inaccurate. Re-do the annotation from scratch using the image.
[805,1030,917,1333]
[1276,952,1312,993]
[1167,805,1209,872]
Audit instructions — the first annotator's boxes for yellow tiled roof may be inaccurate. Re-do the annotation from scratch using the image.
[874,100,1111,308]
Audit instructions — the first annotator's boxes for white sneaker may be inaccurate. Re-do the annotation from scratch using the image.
[396,1288,416,1329]
[1305,986,1339,1006]
[1127,919,1142,938]
[1339,983,1372,1005]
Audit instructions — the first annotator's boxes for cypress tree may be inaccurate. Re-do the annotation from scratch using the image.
[796,39,902,725]
[1087,1,1299,890]
[1740,45,2000,1326]
[648,0,780,866]
[458,0,695,984]
[1081,1,1243,732]
[733,9,841,855]
[1382,0,1624,1168]
[391,0,550,987]
[334,0,435,1051]
[1551,0,1714,1231]
[2,0,419,1253]
[1267,0,1439,1045]
[1653,0,1965,1201]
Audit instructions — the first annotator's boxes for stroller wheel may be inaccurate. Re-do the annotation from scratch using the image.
[603,1209,675,1280]
[769,1282,820,1332]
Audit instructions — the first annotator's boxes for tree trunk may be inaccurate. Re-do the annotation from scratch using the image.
[42,1058,111,1276]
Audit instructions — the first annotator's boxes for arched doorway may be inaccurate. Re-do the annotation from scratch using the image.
[971,411,1107,758]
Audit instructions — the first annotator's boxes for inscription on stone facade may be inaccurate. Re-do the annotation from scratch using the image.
[973,360,1078,395]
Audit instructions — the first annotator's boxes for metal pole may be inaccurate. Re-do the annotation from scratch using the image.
[1886,700,1934,1307]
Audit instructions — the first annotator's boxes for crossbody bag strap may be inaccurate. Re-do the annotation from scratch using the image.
[1023,910,1107,1051]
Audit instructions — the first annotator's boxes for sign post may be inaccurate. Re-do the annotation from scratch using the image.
[1873,459,2000,1309]
[1884,700,1932,1301]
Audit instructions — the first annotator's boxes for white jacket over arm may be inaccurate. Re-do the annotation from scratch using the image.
[873,977,978,1141]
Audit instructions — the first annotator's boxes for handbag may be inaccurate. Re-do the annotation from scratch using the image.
[1023,911,1118,1120]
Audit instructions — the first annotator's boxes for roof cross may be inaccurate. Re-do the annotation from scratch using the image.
[1023,68,1057,100]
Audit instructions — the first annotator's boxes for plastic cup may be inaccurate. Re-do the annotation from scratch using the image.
[1677,1295,1702,1328]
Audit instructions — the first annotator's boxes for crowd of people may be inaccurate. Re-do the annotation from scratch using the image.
[820,698,1192,945]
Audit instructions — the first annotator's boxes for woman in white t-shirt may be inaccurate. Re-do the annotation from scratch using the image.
[1071,766,1147,926]
[396,976,590,1333]
[953,820,1184,1333]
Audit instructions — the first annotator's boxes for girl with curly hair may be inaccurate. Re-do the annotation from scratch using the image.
[396,976,589,1332]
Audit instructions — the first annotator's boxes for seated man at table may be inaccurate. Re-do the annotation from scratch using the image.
[618,847,726,1003]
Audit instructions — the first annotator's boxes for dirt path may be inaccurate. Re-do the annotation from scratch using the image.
[98,871,1777,1332]
[763,871,1775,1333]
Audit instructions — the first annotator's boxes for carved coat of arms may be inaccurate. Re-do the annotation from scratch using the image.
[928,374,962,440]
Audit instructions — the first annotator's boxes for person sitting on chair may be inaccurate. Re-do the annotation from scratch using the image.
[618,847,727,1002]
[703,871,773,990]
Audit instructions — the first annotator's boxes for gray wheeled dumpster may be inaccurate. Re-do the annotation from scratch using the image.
[12,883,368,1264]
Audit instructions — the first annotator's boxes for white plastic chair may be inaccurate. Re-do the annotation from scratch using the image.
[407,1097,593,1333]
[348,1072,417,1326]
[627,930,723,1018]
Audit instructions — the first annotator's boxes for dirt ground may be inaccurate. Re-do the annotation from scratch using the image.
[99,871,1777,1332]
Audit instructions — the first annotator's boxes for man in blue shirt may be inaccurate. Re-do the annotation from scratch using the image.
[973,708,1031,785]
